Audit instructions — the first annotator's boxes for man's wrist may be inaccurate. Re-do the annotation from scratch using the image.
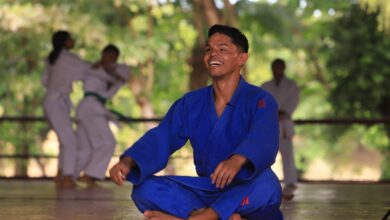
[120,156,135,168]
[230,154,247,167]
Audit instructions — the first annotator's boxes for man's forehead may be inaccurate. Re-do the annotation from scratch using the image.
[206,33,233,46]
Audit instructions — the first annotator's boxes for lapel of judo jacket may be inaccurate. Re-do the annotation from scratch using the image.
[203,78,246,174]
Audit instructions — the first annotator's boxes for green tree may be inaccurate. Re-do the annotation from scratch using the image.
[326,4,390,179]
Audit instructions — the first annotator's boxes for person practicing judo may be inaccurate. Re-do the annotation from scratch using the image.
[110,24,283,220]
[42,30,91,188]
[74,44,130,187]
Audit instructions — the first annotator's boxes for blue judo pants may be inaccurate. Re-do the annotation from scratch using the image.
[131,169,283,220]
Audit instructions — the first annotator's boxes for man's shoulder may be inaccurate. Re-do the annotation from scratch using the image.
[236,81,277,110]
[61,50,78,60]
[284,77,298,84]
[244,81,273,98]
[182,85,211,101]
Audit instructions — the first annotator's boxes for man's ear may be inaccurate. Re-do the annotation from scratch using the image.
[238,53,248,66]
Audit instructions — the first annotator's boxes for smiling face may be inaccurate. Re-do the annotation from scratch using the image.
[203,33,248,80]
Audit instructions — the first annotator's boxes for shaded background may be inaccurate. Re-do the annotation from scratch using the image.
[0,0,389,181]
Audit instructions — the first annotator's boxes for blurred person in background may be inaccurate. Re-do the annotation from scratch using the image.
[42,30,90,189]
[262,58,300,200]
[74,44,131,188]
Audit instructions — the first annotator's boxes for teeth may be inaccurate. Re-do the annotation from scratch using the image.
[210,61,222,65]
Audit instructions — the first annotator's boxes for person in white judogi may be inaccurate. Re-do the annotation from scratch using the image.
[75,45,130,187]
[42,30,91,188]
[261,58,300,200]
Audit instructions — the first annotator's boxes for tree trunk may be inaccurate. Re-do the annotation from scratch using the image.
[189,44,209,90]
[222,0,238,26]
[188,0,220,91]
[127,3,157,130]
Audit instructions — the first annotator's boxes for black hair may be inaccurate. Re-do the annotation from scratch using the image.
[271,58,286,69]
[103,44,120,56]
[208,24,249,53]
[49,30,70,65]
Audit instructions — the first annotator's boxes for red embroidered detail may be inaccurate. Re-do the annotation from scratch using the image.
[258,99,266,108]
[240,196,249,206]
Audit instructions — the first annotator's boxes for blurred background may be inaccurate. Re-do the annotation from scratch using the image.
[0,0,389,181]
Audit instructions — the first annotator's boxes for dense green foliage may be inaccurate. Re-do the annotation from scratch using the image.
[326,4,390,179]
[327,4,390,118]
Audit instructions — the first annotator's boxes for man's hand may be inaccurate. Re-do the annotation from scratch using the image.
[211,154,247,189]
[109,156,134,186]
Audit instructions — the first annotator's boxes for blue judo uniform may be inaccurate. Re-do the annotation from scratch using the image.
[122,77,283,220]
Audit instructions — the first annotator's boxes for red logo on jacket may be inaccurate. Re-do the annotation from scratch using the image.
[258,99,266,108]
[241,196,250,206]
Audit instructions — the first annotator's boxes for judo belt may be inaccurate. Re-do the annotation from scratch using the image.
[109,109,129,120]
[84,92,130,121]
[84,92,107,105]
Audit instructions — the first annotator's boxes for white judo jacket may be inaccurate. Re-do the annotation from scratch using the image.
[75,64,131,120]
[262,77,300,139]
[42,50,90,107]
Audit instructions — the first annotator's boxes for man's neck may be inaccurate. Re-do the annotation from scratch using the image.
[275,76,284,86]
[212,73,241,105]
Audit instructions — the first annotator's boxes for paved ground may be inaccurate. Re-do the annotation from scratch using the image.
[0,180,388,220]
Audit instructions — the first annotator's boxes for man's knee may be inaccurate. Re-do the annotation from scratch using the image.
[236,173,282,218]
[131,176,180,212]
[131,176,170,204]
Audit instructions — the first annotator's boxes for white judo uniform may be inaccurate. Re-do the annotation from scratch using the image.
[262,77,300,186]
[75,64,130,179]
[42,50,90,176]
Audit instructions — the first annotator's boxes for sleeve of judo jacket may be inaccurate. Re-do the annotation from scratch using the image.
[99,64,131,98]
[232,92,279,181]
[66,51,91,80]
[121,98,189,185]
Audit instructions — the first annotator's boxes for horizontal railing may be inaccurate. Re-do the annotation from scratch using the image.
[1,116,389,160]
[0,116,162,123]
[1,116,390,124]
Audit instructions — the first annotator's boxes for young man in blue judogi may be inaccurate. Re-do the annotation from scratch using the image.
[110,24,283,220]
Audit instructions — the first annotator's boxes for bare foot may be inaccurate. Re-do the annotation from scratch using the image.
[80,175,101,188]
[54,169,62,188]
[282,184,297,201]
[187,208,219,220]
[229,213,242,220]
[189,208,206,216]
[143,210,182,220]
[60,176,77,189]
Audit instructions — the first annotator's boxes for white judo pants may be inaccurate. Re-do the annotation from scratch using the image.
[75,115,116,180]
[43,97,77,176]
[279,137,298,185]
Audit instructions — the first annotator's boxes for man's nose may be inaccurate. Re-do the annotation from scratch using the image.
[209,48,218,56]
